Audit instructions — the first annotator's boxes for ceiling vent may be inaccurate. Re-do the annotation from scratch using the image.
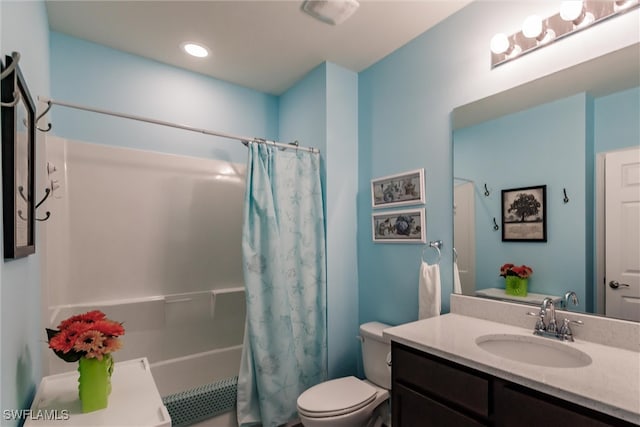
[301,0,360,25]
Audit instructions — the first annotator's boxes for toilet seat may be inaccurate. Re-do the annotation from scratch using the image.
[297,376,377,418]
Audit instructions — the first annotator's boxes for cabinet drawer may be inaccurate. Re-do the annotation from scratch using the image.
[494,380,636,427]
[392,343,489,418]
[393,383,486,427]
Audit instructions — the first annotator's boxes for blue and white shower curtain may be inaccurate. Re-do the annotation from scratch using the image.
[237,143,327,427]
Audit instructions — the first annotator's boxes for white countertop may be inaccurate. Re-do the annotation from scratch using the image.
[384,313,640,424]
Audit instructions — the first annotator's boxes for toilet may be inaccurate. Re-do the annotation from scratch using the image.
[297,322,391,427]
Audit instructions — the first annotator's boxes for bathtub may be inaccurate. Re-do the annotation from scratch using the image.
[46,287,245,426]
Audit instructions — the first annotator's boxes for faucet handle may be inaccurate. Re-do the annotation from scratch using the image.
[559,318,584,341]
[527,311,546,332]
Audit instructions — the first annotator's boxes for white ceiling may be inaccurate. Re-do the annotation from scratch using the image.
[45,0,472,95]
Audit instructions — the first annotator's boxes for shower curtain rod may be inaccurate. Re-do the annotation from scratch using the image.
[37,96,319,153]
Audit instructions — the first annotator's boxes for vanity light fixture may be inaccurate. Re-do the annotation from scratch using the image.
[181,42,209,58]
[490,0,639,68]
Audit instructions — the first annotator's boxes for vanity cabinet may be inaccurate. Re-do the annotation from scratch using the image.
[392,342,636,427]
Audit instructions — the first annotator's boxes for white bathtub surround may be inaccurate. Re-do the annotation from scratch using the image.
[46,290,245,396]
[42,137,247,427]
[384,302,640,424]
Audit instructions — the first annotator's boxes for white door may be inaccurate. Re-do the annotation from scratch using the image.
[605,147,640,321]
[454,182,475,296]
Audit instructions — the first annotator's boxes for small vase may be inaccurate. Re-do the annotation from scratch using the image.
[505,276,528,297]
[78,354,113,413]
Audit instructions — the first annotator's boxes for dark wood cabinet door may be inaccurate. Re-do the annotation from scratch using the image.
[392,343,489,418]
[393,383,486,427]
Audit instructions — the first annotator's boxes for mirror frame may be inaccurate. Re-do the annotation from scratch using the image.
[1,55,36,259]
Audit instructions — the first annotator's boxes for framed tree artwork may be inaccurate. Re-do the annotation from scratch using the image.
[501,185,547,242]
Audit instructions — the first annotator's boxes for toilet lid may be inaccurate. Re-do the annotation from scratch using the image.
[297,376,377,418]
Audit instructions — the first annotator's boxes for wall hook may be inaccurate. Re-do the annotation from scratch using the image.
[484,184,490,197]
[35,188,51,209]
[493,217,499,231]
[35,99,53,132]
[563,188,570,204]
[36,211,51,222]
[17,209,49,222]
[18,185,28,203]
[17,187,52,221]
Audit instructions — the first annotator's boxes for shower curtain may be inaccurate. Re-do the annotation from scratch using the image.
[237,143,327,427]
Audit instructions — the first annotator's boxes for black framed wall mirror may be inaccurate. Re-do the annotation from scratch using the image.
[1,54,36,259]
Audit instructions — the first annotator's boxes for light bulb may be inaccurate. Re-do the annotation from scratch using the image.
[490,33,510,54]
[560,1,584,22]
[522,15,543,38]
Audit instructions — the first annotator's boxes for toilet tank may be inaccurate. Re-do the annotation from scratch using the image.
[360,322,391,390]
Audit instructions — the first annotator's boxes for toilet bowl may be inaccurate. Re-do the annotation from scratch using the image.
[297,322,391,427]
[297,377,389,427]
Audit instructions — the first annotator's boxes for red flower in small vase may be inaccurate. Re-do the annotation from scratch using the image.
[499,263,533,279]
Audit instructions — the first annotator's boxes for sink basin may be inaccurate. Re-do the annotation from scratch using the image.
[475,334,592,368]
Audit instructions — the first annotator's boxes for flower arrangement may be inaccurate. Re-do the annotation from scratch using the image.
[499,263,533,279]
[46,310,125,362]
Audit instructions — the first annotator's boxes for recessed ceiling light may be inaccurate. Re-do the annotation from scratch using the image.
[181,42,209,58]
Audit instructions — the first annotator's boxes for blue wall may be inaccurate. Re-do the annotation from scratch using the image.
[594,87,640,154]
[50,32,279,164]
[357,1,639,327]
[279,62,359,379]
[324,63,358,379]
[454,94,590,309]
[0,1,50,424]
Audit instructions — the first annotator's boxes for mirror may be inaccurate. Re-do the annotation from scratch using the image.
[451,44,639,322]
[1,54,36,259]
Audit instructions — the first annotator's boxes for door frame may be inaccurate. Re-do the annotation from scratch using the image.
[595,153,605,316]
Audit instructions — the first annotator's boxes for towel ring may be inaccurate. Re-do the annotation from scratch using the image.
[422,240,443,264]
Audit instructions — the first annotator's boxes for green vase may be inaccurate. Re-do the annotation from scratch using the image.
[78,354,113,413]
[505,276,528,297]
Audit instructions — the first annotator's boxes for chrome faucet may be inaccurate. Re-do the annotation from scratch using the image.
[528,295,583,342]
[541,297,557,334]
[563,291,579,310]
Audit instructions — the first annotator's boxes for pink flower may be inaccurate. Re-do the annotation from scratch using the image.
[103,337,123,354]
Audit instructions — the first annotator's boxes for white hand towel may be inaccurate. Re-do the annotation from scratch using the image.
[453,261,462,294]
[419,261,441,319]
